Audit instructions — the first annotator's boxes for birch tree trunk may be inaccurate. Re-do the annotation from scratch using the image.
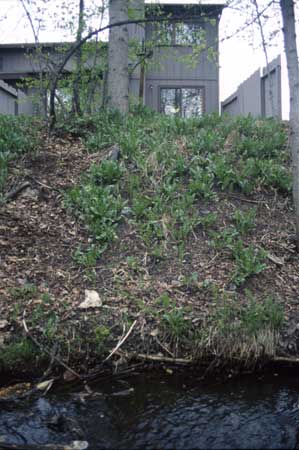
[107,0,129,113]
[72,0,85,115]
[280,0,299,249]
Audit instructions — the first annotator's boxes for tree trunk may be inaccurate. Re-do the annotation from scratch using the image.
[107,0,129,113]
[280,0,299,249]
[72,0,85,115]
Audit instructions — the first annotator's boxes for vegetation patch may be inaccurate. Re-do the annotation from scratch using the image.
[0,115,41,196]
[0,110,297,376]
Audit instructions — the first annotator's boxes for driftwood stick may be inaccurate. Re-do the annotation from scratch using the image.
[103,320,137,363]
[22,317,82,380]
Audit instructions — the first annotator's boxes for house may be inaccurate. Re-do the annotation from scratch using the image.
[0,1,225,117]
[0,42,78,115]
[129,1,226,116]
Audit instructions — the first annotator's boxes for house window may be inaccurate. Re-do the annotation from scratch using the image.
[155,22,202,46]
[160,87,204,117]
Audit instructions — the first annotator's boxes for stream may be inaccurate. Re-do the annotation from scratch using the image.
[1,370,299,449]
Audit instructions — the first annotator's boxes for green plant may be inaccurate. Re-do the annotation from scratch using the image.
[9,283,37,300]
[241,291,284,334]
[211,292,283,337]
[73,244,103,267]
[232,208,256,235]
[179,272,199,290]
[199,211,218,229]
[162,308,189,340]
[89,160,123,186]
[66,183,124,247]
[209,227,239,250]
[0,339,37,368]
[232,240,267,286]
[0,116,41,194]
[188,166,216,200]
[156,292,172,308]
[94,325,110,351]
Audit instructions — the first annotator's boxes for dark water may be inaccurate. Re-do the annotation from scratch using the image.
[1,371,299,449]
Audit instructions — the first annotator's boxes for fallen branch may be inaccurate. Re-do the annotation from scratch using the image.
[27,175,60,192]
[272,356,299,364]
[4,182,31,202]
[103,320,137,363]
[136,353,193,365]
[224,193,267,204]
[0,442,88,450]
[22,316,82,381]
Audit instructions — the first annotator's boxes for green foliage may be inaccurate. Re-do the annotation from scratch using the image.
[94,325,110,352]
[9,283,38,300]
[0,339,37,368]
[63,111,289,260]
[73,244,103,267]
[162,308,189,340]
[90,161,123,186]
[188,166,216,200]
[241,291,284,334]
[212,292,284,337]
[231,240,267,286]
[0,116,41,193]
[209,227,239,250]
[232,208,256,235]
[66,182,124,248]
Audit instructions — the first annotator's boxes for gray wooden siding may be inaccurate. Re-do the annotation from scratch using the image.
[130,17,220,113]
[222,56,282,119]
[0,47,75,78]
[0,80,18,114]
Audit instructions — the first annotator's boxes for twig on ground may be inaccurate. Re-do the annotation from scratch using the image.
[103,320,137,363]
[224,193,267,204]
[27,175,60,192]
[4,182,31,202]
[135,353,192,365]
[22,315,82,380]
[0,442,88,450]
[155,337,175,357]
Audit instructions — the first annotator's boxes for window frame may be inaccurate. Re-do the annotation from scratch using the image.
[159,85,205,118]
[154,21,203,47]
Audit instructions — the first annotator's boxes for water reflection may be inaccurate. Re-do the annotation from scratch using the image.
[0,373,299,449]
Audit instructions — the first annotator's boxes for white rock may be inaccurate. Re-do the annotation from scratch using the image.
[0,320,8,329]
[78,290,102,309]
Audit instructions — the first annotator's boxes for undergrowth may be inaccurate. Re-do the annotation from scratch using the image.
[0,115,42,195]
[64,108,289,288]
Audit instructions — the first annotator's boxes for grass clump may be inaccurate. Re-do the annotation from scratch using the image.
[196,291,284,364]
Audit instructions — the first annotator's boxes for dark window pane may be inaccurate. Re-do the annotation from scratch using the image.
[160,88,181,116]
[181,88,203,117]
[175,23,202,45]
[160,87,203,118]
[155,22,174,45]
